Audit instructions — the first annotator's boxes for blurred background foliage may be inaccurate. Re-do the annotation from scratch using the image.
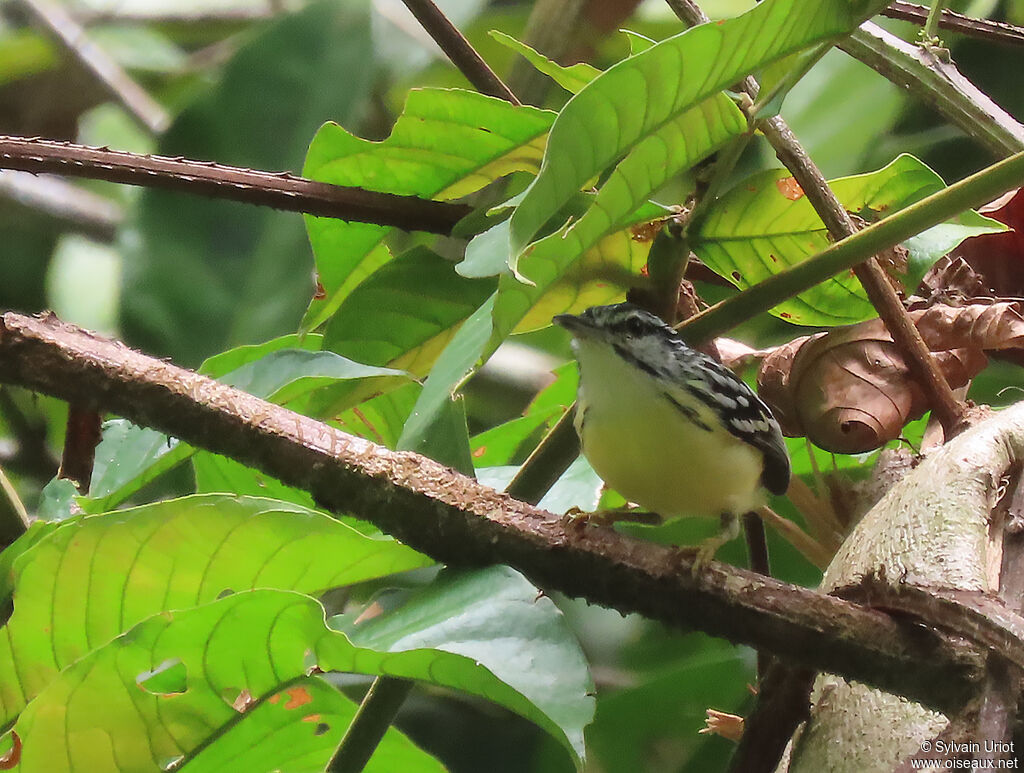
[0,0,1021,770]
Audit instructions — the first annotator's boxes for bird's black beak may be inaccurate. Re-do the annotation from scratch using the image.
[553,312,589,335]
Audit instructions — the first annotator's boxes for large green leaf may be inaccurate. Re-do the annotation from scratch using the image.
[302,88,553,331]
[692,154,1005,325]
[7,588,587,770]
[0,495,431,728]
[509,0,892,258]
[182,677,445,773]
[121,1,375,365]
[321,246,495,377]
[338,565,595,763]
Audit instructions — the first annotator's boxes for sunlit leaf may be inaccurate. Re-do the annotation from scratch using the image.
[693,154,1006,325]
[0,495,431,728]
[10,588,586,770]
[303,88,553,331]
[489,30,600,94]
[509,0,892,258]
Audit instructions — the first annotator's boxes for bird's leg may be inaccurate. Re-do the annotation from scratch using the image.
[693,512,741,574]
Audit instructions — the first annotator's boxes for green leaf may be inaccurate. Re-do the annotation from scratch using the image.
[339,565,595,764]
[487,94,744,346]
[470,408,561,467]
[0,494,431,728]
[121,1,376,365]
[469,362,577,467]
[212,348,408,404]
[85,420,189,513]
[489,30,600,94]
[5,591,448,773]
[397,294,497,473]
[83,334,401,512]
[321,246,495,377]
[509,0,892,258]
[185,676,446,773]
[192,452,317,507]
[10,587,585,770]
[333,382,424,449]
[303,88,553,331]
[34,478,77,522]
[692,154,1006,325]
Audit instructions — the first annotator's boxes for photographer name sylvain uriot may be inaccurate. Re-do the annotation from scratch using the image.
[931,740,1015,755]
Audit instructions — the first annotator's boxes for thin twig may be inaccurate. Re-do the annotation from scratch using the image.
[399,0,520,105]
[758,115,967,438]
[0,311,989,714]
[0,136,469,234]
[19,0,170,134]
[0,466,30,544]
[881,1,1024,47]
[0,170,122,242]
[331,678,415,772]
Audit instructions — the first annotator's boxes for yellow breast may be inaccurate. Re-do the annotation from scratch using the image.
[574,339,765,518]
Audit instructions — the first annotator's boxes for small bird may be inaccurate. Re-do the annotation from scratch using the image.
[553,302,790,567]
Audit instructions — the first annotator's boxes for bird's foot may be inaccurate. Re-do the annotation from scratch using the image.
[691,513,741,576]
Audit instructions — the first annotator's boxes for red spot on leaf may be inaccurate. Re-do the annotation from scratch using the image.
[269,694,281,704]
[302,713,322,723]
[313,278,326,301]
[285,686,313,710]
[472,446,486,458]
[780,312,793,319]
[731,271,742,282]
[775,177,804,200]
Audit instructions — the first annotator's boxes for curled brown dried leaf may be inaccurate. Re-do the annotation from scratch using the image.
[758,303,1024,453]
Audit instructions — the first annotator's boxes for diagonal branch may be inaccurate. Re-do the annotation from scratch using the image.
[0,311,989,714]
[399,0,520,105]
[18,0,170,134]
[0,136,470,234]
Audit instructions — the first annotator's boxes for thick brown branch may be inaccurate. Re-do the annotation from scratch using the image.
[0,136,470,234]
[0,312,986,713]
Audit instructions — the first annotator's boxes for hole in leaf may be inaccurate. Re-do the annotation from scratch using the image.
[137,659,187,695]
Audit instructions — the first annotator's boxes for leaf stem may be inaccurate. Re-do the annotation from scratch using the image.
[331,677,415,773]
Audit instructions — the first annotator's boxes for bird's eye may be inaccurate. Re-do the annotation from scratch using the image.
[624,317,645,337]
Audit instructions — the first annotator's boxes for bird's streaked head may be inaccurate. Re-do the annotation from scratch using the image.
[553,302,681,373]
